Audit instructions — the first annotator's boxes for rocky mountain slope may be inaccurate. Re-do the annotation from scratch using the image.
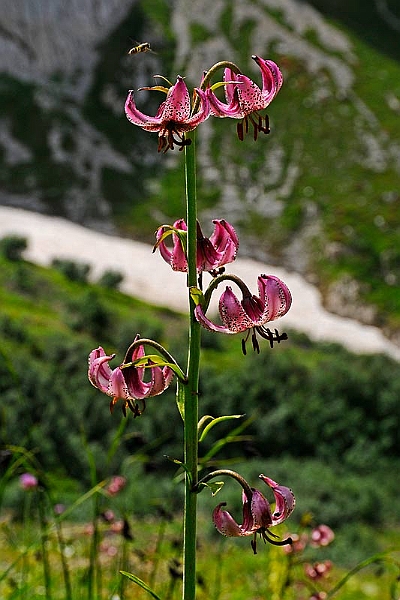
[1,0,400,337]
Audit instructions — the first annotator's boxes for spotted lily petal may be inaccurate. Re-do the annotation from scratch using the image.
[156,219,188,271]
[88,347,115,392]
[259,475,296,525]
[208,219,239,266]
[250,488,273,530]
[213,491,254,537]
[251,274,292,325]
[194,286,254,334]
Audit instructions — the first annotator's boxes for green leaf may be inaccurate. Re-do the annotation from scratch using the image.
[153,225,187,254]
[176,380,185,420]
[197,480,225,496]
[120,572,162,600]
[189,286,205,306]
[199,414,245,442]
[122,355,186,382]
[165,455,191,484]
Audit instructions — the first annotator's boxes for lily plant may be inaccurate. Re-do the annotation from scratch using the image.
[89,54,295,600]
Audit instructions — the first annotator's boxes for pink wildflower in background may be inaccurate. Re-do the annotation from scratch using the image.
[106,475,127,496]
[310,524,335,547]
[19,473,38,490]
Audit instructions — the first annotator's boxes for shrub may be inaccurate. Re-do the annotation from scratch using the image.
[0,235,28,261]
[51,258,91,282]
[97,269,124,289]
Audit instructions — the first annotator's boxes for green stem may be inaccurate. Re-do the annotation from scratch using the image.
[182,132,201,600]
[37,491,52,600]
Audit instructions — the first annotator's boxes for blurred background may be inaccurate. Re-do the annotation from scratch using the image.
[1,0,400,597]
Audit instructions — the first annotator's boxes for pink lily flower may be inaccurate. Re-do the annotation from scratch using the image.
[213,474,295,553]
[206,55,283,140]
[194,274,292,352]
[88,345,174,416]
[155,218,239,273]
[125,76,210,152]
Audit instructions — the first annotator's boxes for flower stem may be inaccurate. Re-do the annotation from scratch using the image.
[182,132,201,600]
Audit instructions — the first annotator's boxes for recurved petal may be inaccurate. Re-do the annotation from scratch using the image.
[108,366,131,400]
[235,73,265,113]
[88,347,114,392]
[252,56,283,101]
[210,219,239,264]
[156,219,188,271]
[162,365,175,389]
[170,237,188,271]
[213,502,251,537]
[183,87,211,129]
[206,84,242,118]
[256,275,292,324]
[123,362,173,399]
[125,90,164,130]
[250,488,273,530]
[219,286,255,332]
[259,474,296,525]
[194,304,232,334]
[129,343,146,380]
[148,364,174,397]
[223,68,240,103]
[197,237,221,271]
[162,76,191,122]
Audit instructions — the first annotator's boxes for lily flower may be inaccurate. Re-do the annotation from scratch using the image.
[206,55,283,140]
[125,75,210,152]
[88,345,174,416]
[213,474,295,554]
[155,218,239,273]
[194,274,292,352]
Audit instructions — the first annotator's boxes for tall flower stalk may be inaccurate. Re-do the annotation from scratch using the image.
[181,135,201,600]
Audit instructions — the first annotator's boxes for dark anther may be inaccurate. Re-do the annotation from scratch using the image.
[158,129,192,153]
[251,330,260,354]
[209,266,225,278]
[251,538,258,555]
[125,399,146,418]
[257,327,288,348]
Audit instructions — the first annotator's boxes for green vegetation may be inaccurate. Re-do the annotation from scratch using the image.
[1,251,400,530]
[1,244,400,597]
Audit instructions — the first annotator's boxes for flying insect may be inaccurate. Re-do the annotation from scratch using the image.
[128,42,152,55]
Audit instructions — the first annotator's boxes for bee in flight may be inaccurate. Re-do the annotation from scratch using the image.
[128,41,152,55]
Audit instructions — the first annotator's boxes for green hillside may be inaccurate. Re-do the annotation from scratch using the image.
[1,249,400,542]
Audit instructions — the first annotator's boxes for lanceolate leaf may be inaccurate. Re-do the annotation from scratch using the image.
[199,414,244,442]
[120,572,162,600]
